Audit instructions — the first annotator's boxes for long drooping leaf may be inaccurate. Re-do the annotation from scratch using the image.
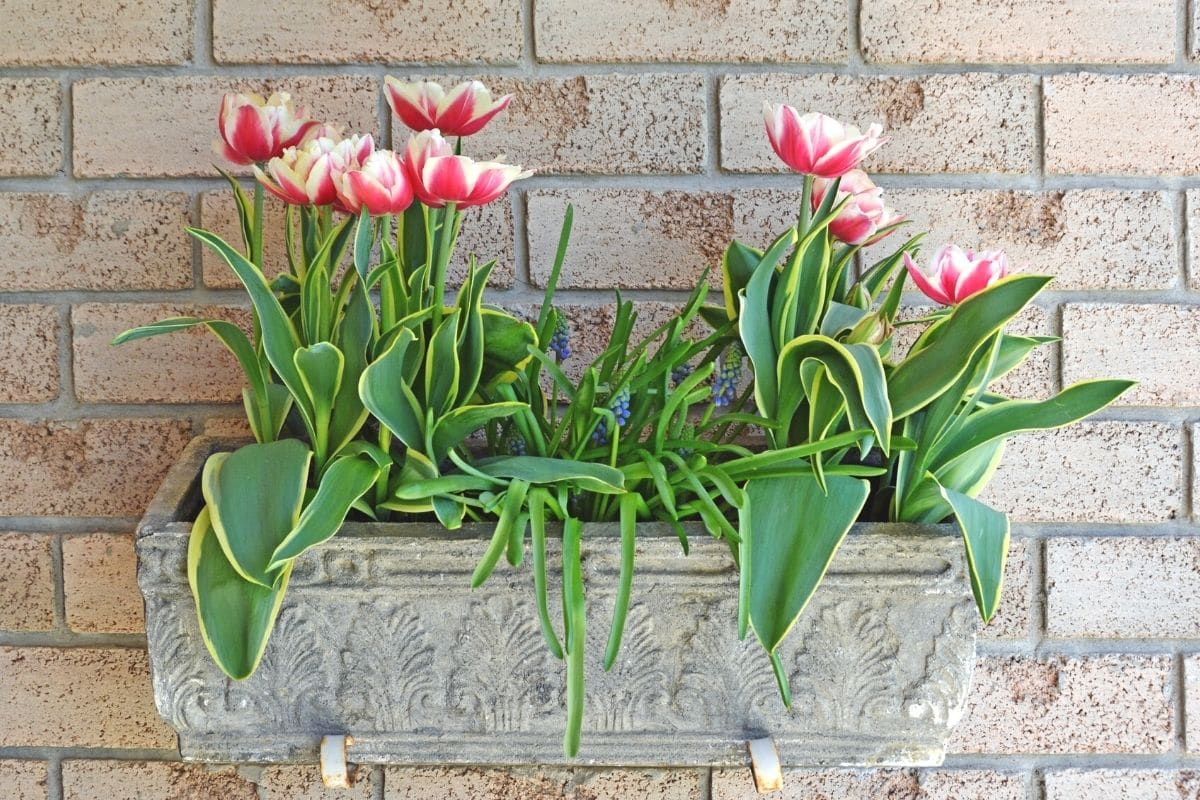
[359,328,423,450]
[603,493,639,671]
[189,505,292,680]
[744,473,868,701]
[267,455,380,569]
[471,479,530,587]
[561,516,586,758]
[939,483,1011,622]
[190,228,317,437]
[887,275,1051,419]
[328,278,374,457]
[202,440,311,588]
[932,379,1135,469]
[471,456,625,494]
[431,402,524,463]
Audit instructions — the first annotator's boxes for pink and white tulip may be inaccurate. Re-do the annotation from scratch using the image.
[811,170,904,246]
[253,134,374,207]
[336,150,414,216]
[385,78,512,137]
[905,245,1010,306]
[214,92,319,165]
[404,129,530,208]
[764,105,884,179]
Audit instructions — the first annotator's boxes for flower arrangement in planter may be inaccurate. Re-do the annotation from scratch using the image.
[121,79,1132,762]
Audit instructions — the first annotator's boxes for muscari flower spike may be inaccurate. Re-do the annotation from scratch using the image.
[712,350,743,407]
[670,362,693,388]
[548,313,571,361]
[591,387,631,446]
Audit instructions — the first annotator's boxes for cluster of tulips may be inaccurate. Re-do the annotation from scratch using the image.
[763,103,1010,305]
[216,78,529,216]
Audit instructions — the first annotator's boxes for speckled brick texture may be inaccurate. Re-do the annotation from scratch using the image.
[0,0,1195,796]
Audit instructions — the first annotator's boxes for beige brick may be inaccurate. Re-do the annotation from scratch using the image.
[0,305,58,403]
[950,655,1174,754]
[0,647,174,748]
[861,0,1174,64]
[1189,190,1200,290]
[527,190,731,289]
[712,768,1024,800]
[214,0,521,63]
[0,192,192,291]
[74,76,378,178]
[384,767,698,799]
[890,304,1056,400]
[983,537,1032,641]
[0,80,61,176]
[202,415,254,439]
[0,534,54,632]
[1186,656,1200,753]
[535,0,846,62]
[62,761,257,800]
[1062,304,1198,406]
[63,533,143,634]
[983,422,1182,523]
[199,191,515,290]
[862,190,1178,291]
[0,0,190,65]
[720,74,1037,174]
[0,761,47,800]
[260,764,376,799]
[396,74,706,175]
[73,303,250,404]
[1046,770,1200,799]
[0,418,192,517]
[1045,75,1200,175]
[1047,538,1200,638]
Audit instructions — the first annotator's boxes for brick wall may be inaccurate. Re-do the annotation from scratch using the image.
[0,0,1195,798]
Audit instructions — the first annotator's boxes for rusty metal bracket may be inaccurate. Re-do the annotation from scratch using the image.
[747,736,783,794]
[320,734,355,788]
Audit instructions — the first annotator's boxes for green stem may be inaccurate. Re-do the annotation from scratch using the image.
[431,202,458,325]
[251,180,264,267]
[798,174,814,235]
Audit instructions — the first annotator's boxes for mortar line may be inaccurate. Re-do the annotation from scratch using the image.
[58,75,71,180]
[700,766,713,800]
[1033,76,1046,188]
[847,0,864,68]
[1175,652,1188,752]
[521,0,537,67]
[16,61,1200,78]
[1181,190,1193,291]
[371,764,384,800]
[1029,768,1044,800]
[49,530,66,634]
[704,74,721,176]
[1185,422,1195,524]
[1181,0,1193,64]
[16,172,1200,194]
[0,746,181,761]
[47,752,64,800]
[194,0,214,69]
[1030,534,1047,648]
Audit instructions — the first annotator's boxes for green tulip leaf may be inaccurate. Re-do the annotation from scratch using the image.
[431,402,525,463]
[189,505,292,680]
[359,328,424,450]
[481,310,538,388]
[202,440,311,588]
[294,342,344,458]
[267,455,380,570]
[472,455,625,494]
[938,482,1010,622]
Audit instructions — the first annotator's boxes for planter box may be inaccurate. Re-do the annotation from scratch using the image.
[137,436,978,767]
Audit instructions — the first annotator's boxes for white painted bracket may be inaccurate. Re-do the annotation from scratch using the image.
[747,736,783,794]
[320,734,355,788]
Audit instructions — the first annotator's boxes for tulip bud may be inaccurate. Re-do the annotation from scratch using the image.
[385,77,512,137]
[846,312,892,346]
[336,149,414,216]
[905,245,1010,306]
[764,104,884,179]
[812,170,904,246]
[214,92,318,165]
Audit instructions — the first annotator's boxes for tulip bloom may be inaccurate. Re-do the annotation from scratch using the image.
[905,245,1010,306]
[215,92,319,165]
[254,134,374,207]
[811,170,904,246]
[336,150,414,216]
[764,104,884,179]
[385,78,512,137]
[405,129,530,208]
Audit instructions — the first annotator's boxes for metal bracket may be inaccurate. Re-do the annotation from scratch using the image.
[320,734,355,788]
[747,736,783,794]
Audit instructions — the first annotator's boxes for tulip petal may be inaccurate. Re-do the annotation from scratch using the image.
[905,252,953,306]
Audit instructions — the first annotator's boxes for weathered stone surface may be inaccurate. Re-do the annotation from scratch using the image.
[0,80,61,176]
[0,0,191,65]
[139,437,977,766]
[0,305,57,403]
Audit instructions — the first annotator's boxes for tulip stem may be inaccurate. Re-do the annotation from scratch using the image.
[431,202,458,324]
[251,180,264,267]
[798,174,814,234]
